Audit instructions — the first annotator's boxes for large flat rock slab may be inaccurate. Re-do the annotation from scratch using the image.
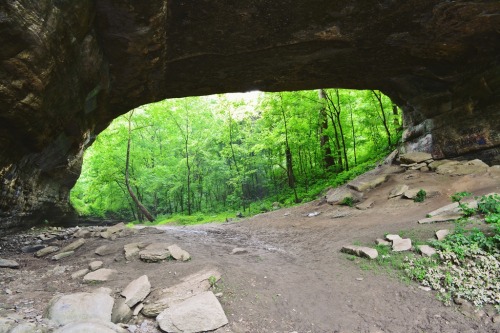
[121,275,151,307]
[142,268,221,317]
[45,292,114,326]
[156,291,228,333]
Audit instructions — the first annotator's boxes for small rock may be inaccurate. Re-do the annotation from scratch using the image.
[418,286,431,292]
[420,166,430,172]
[73,229,91,238]
[408,162,427,170]
[124,243,144,261]
[51,251,74,261]
[418,245,436,257]
[307,211,321,217]
[356,277,364,281]
[453,297,465,305]
[83,268,117,283]
[89,261,104,271]
[167,244,191,261]
[156,291,228,333]
[493,315,500,323]
[426,202,460,217]
[71,269,90,280]
[214,292,223,297]
[341,245,378,259]
[60,238,86,253]
[400,152,432,164]
[112,298,133,324]
[139,243,170,262]
[0,258,20,269]
[392,238,412,252]
[35,246,59,258]
[435,229,450,241]
[388,184,409,198]
[356,199,374,210]
[95,245,116,256]
[231,248,248,255]
[21,244,46,253]
[375,239,391,246]
[121,275,151,307]
[132,303,144,316]
[385,234,401,241]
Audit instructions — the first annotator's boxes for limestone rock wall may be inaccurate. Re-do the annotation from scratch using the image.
[1,0,499,230]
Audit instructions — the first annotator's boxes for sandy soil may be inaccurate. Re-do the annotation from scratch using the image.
[1,168,500,333]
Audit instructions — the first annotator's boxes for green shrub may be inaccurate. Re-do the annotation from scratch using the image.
[414,189,426,203]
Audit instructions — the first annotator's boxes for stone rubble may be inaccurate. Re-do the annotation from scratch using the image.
[341,245,378,260]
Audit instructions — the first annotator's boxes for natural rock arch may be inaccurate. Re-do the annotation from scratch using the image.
[1,0,499,230]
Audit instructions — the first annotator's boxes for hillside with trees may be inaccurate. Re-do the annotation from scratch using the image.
[71,89,401,222]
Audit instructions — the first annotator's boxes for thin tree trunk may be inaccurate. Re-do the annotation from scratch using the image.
[279,94,299,203]
[319,89,335,170]
[125,110,155,222]
[371,90,392,147]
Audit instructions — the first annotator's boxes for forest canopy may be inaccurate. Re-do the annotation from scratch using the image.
[71,89,402,223]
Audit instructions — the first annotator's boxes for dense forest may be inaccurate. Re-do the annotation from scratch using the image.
[71,89,402,223]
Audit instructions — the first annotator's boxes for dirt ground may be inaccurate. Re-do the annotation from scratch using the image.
[1,167,500,333]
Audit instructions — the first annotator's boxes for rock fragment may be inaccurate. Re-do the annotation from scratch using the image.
[231,248,248,255]
[112,298,133,324]
[89,261,104,271]
[347,175,388,192]
[71,268,90,279]
[95,245,116,256]
[156,291,228,333]
[0,259,19,269]
[418,214,462,224]
[392,238,412,252]
[35,246,59,258]
[83,268,117,283]
[121,275,151,307]
[356,199,374,210]
[167,244,191,261]
[341,245,378,259]
[51,251,74,261]
[399,152,432,164]
[388,184,409,198]
[385,234,401,241]
[60,238,86,252]
[436,229,450,241]
[139,243,170,262]
[375,239,391,246]
[418,245,436,257]
[124,243,145,261]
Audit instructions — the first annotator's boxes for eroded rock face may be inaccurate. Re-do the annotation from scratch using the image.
[1,1,499,230]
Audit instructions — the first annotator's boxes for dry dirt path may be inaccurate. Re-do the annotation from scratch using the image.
[1,169,500,333]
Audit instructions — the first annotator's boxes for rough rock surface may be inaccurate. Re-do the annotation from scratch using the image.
[83,268,117,283]
[167,244,191,261]
[392,238,412,252]
[1,1,499,230]
[156,291,228,333]
[45,292,114,326]
[121,275,151,307]
[341,245,378,260]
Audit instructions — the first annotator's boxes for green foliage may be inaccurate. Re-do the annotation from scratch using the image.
[451,191,472,203]
[340,197,354,207]
[413,189,427,203]
[71,89,401,220]
[478,194,500,215]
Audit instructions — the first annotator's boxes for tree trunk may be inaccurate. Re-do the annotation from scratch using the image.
[319,89,335,170]
[371,90,392,148]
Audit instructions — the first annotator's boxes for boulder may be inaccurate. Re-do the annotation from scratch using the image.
[340,245,378,260]
[426,202,460,217]
[142,268,221,317]
[347,175,388,192]
[400,152,432,164]
[73,229,91,238]
[156,291,228,333]
[167,244,191,261]
[121,275,151,307]
[388,184,409,198]
[436,159,489,176]
[436,229,450,241]
[45,292,114,326]
[124,243,145,261]
[95,245,116,256]
[392,238,412,252]
[326,187,363,205]
[83,269,117,283]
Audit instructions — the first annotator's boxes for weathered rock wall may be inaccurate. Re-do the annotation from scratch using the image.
[1,0,499,230]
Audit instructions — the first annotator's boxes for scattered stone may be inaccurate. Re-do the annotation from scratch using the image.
[133,303,144,316]
[392,238,412,252]
[408,162,427,170]
[112,298,133,324]
[51,251,74,261]
[356,199,374,210]
[356,277,364,281]
[231,248,248,255]
[35,246,59,258]
[71,268,90,280]
[167,244,191,261]
[45,292,114,326]
[493,315,500,324]
[418,286,431,292]
[307,211,321,217]
[436,229,450,241]
[400,152,432,164]
[214,292,223,297]
[60,238,86,252]
[73,229,91,238]
[385,234,401,241]
[121,275,151,308]
[89,261,104,271]
[325,187,363,205]
[453,297,465,305]
[83,268,117,283]
[139,243,170,262]
[21,244,46,253]
[341,245,378,260]
[54,320,128,333]
[156,291,228,333]
[124,243,145,261]
[347,175,388,192]
[418,245,436,257]
[142,268,221,317]
[375,239,391,246]
[95,245,116,256]
[426,202,460,217]
[418,214,462,224]
[0,258,20,268]
[420,166,430,172]
[388,184,409,198]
